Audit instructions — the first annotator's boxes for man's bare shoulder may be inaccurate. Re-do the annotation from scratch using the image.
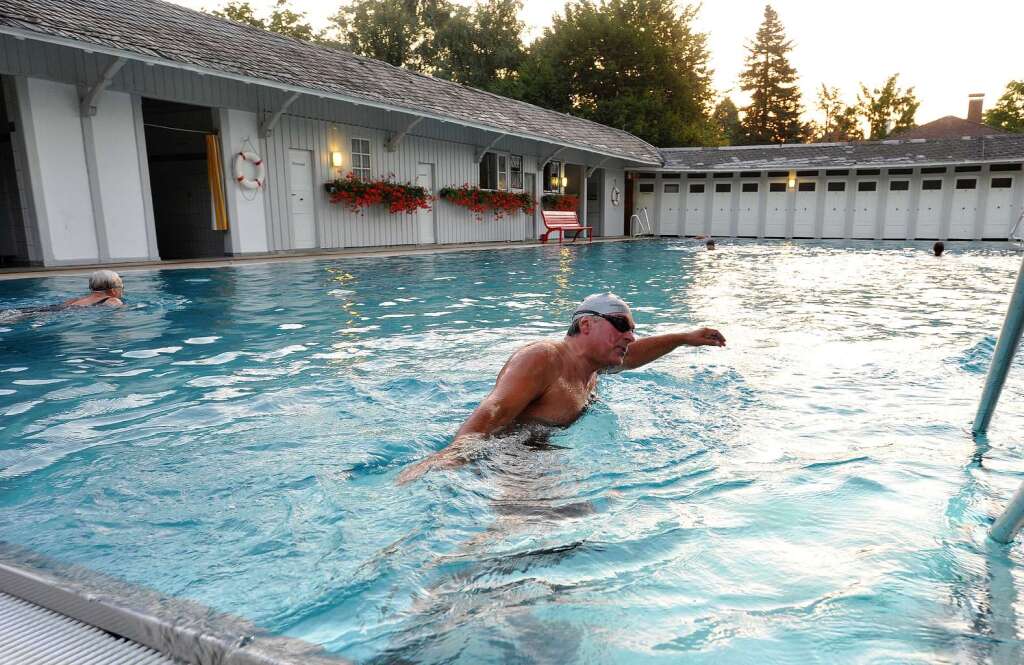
[498,340,564,379]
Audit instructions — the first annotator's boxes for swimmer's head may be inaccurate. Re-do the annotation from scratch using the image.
[89,270,123,292]
[933,241,945,256]
[567,293,634,336]
[706,239,716,249]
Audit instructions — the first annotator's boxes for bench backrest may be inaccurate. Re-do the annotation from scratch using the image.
[541,210,581,228]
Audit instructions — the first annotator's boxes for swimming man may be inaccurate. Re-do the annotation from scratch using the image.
[396,293,725,484]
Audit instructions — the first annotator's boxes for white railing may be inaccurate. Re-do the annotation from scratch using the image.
[630,207,654,237]
[1009,209,1024,250]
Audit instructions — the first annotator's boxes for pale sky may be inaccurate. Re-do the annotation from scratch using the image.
[175,0,1023,125]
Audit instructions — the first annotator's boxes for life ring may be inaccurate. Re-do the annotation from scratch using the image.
[233,151,265,190]
[611,186,621,207]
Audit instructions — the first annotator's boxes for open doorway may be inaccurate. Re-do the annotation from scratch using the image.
[0,78,33,266]
[141,98,226,260]
[586,169,603,236]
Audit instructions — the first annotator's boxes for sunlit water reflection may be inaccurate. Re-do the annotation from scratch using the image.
[2,240,1024,663]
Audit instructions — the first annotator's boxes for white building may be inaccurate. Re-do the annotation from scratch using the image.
[0,0,661,267]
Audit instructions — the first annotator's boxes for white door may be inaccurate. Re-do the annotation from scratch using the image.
[636,181,656,234]
[984,175,1016,238]
[416,163,435,244]
[737,182,759,236]
[916,179,944,238]
[851,181,879,238]
[683,181,706,235]
[525,173,537,239]
[822,182,847,238]
[710,182,732,236]
[764,183,787,237]
[793,182,818,237]
[884,181,911,238]
[949,177,979,239]
[659,182,681,235]
[288,149,317,249]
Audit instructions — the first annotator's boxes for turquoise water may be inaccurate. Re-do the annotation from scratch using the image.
[2,240,1024,663]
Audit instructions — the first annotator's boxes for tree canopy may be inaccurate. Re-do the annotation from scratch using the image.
[811,85,862,142]
[737,4,805,144]
[984,81,1024,133]
[711,97,741,145]
[857,74,919,140]
[521,0,716,147]
[210,0,330,43]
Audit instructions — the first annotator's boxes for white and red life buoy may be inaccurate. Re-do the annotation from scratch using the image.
[233,151,265,190]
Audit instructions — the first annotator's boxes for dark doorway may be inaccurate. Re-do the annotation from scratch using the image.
[141,98,225,260]
[624,174,636,235]
[0,79,32,266]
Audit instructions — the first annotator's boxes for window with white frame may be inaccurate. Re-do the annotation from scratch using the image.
[479,152,524,191]
[351,138,371,179]
[543,160,562,193]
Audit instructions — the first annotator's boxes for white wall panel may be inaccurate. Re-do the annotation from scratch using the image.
[219,109,268,254]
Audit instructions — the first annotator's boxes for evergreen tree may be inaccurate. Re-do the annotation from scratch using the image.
[811,85,862,142]
[711,97,742,145]
[210,0,328,43]
[331,0,422,68]
[984,81,1024,133]
[520,0,716,147]
[857,74,919,140]
[737,5,805,144]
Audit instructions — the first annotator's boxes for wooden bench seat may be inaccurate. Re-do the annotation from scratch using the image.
[540,210,592,243]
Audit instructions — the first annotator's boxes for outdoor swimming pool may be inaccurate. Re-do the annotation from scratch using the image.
[2,240,1024,663]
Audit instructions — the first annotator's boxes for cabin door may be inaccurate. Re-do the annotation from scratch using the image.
[416,163,435,244]
[288,149,317,249]
[984,175,1016,238]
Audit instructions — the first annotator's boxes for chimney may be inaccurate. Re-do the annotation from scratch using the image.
[967,93,984,123]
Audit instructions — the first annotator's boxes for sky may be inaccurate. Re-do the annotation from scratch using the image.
[173,0,1023,124]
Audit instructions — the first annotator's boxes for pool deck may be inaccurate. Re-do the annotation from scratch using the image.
[0,236,638,281]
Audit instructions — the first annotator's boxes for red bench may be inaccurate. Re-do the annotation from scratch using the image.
[540,210,593,243]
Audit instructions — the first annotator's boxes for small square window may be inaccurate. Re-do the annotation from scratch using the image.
[689,183,705,194]
[921,167,947,174]
[890,180,909,191]
[740,172,760,178]
[798,182,815,192]
[922,179,942,190]
[662,173,681,179]
[664,184,680,193]
[769,182,786,192]
[797,170,818,177]
[888,168,913,175]
[639,183,655,193]
[858,181,877,192]
[856,168,880,176]
[713,172,734,179]
[955,165,981,173]
[715,183,731,193]
[742,183,758,193]
[767,171,788,178]
[992,177,1013,188]
[827,182,845,192]
[638,172,657,179]
[955,178,977,190]
[826,169,849,176]
[687,173,707,179]
[991,163,1023,172]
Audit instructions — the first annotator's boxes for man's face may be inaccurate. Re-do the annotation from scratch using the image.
[583,313,636,365]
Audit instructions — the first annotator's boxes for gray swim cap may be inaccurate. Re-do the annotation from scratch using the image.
[570,293,632,323]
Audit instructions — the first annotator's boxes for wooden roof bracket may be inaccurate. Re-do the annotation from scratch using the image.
[258,91,301,138]
[586,157,612,178]
[79,57,127,116]
[386,116,424,152]
[474,133,508,163]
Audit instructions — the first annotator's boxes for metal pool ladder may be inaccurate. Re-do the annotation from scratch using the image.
[1009,209,1024,250]
[630,207,654,237]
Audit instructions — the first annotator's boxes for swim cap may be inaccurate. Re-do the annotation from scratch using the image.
[570,293,632,323]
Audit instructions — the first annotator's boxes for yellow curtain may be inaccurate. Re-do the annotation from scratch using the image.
[205,134,229,231]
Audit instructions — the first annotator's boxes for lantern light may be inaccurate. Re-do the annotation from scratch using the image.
[331,151,343,168]
[561,176,568,187]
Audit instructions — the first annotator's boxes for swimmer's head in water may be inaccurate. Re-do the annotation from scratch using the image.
[567,292,634,336]
[89,270,123,292]
[933,241,945,256]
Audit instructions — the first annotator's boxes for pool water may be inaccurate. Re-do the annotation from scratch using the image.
[2,240,1024,663]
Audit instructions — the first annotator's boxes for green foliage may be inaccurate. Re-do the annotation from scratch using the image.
[711,97,741,145]
[520,0,716,147]
[331,0,421,68]
[857,74,919,140]
[811,85,863,142]
[210,0,329,43]
[738,5,806,144]
[984,81,1024,133]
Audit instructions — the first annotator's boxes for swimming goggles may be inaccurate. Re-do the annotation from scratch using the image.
[574,309,635,333]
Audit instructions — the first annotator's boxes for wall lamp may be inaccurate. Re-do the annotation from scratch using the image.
[331,151,343,168]
[561,176,568,187]
[788,170,796,189]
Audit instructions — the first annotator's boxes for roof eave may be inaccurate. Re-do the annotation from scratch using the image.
[0,26,661,166]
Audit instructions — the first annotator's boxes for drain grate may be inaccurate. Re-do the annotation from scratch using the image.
[0,591,181,664]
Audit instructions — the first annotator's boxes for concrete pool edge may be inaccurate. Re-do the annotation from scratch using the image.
[0,541,348,665]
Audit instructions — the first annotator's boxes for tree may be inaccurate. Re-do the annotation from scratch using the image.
[811,85,862,142]
[711,97,742,145]
[984,81,1024,133]
[331,0,422,68]
[737,5,806,144]
[520,0,717,147]
[210,0,326,43]
[857,74,919,140]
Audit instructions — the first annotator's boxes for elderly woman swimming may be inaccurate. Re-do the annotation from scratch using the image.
[63,269,125,307]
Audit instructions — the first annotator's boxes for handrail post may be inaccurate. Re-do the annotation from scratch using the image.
[973,254,1024,437]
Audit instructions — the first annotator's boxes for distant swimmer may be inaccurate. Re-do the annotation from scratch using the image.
[0,269,124,321]
[706,239,716,250]
[933,241,945,256]
[396,293,726,484]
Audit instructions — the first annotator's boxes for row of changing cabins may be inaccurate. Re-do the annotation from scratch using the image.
[635,164,1023,241]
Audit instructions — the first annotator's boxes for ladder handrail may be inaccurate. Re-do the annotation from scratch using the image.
[1010,208,1024,241]
[630,207,654,237]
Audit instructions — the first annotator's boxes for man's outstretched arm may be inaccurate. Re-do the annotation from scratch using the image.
[618,327,725,371]
[396,344,557,484]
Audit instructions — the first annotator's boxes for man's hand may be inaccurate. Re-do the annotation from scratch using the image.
[395,452,463,485]
[687,327,726,347]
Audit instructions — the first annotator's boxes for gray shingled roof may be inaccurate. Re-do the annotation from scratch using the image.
[660,134,1024,171]
[0,0,662,164]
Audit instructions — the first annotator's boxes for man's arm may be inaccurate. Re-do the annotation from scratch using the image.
[395,343,557,484]
[618,328,725,371]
